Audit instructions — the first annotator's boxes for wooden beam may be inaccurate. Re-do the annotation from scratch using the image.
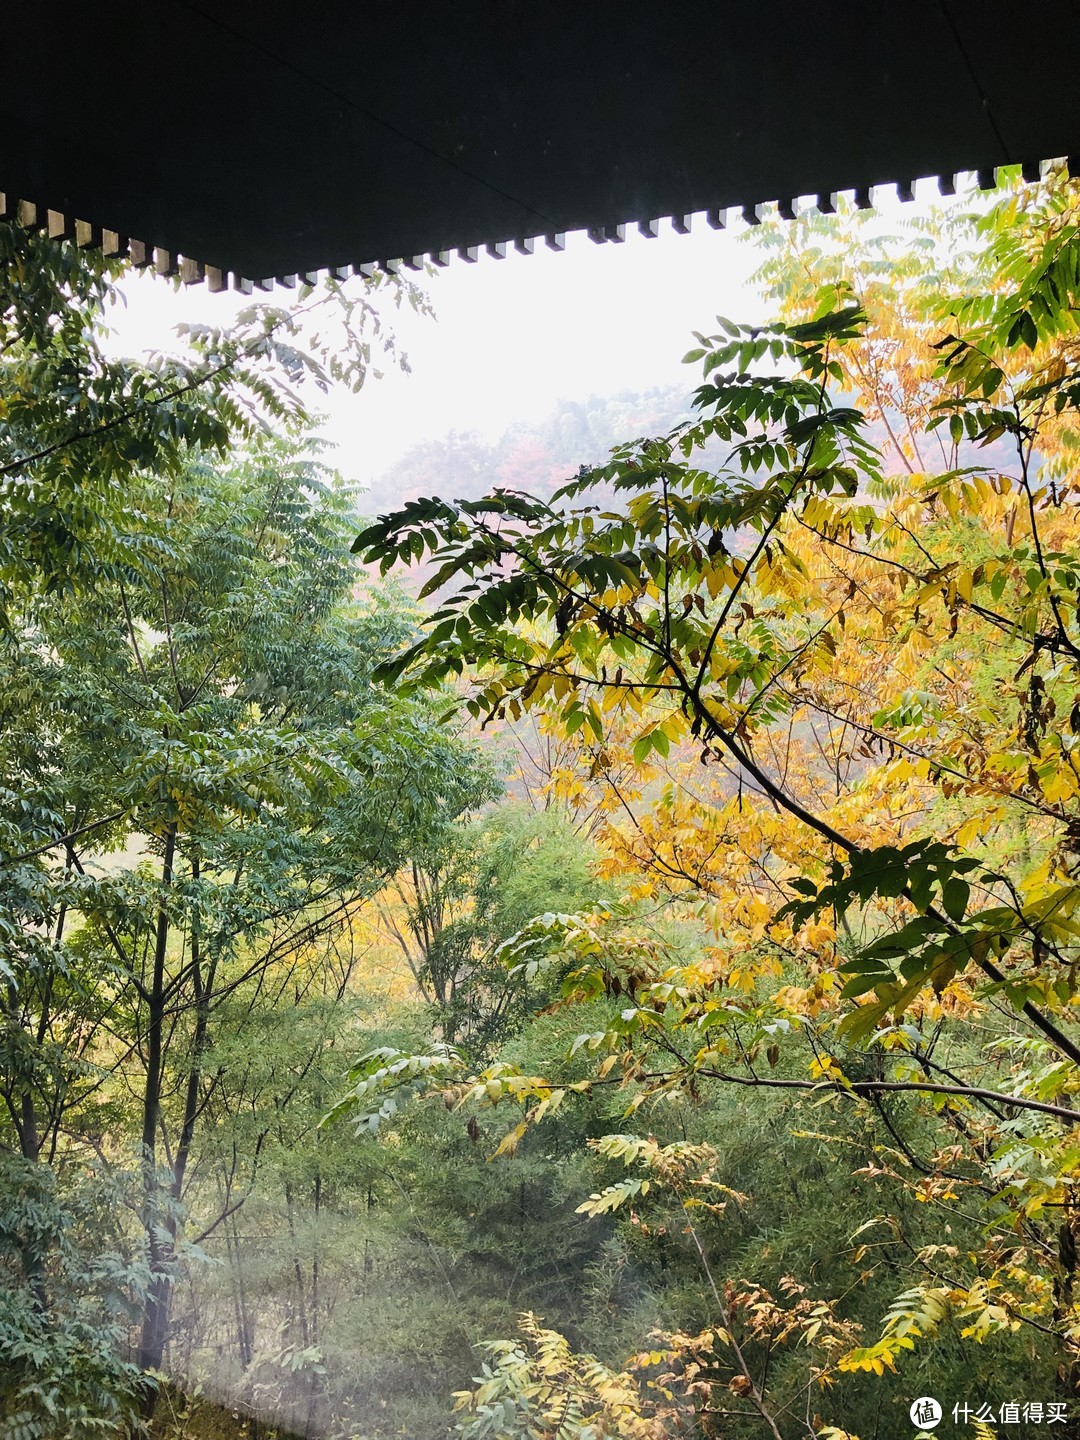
[75,219,102,249]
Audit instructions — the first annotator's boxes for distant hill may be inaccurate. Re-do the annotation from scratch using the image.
[359,385,694,517]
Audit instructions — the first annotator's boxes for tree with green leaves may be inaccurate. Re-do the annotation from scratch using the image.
[0,218,526,1432]
[1,437,499,1418]
[376,803,601,1053]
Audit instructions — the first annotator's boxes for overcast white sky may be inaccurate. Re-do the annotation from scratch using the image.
[102,221,765,486]
[101,182,944,491]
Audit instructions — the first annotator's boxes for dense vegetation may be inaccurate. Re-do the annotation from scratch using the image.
[4,168,1080,1440]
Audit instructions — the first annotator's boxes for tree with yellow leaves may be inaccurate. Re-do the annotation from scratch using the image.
[347,168,1080,1435]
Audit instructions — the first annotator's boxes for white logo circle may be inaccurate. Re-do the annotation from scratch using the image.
[909,1397,942,1430]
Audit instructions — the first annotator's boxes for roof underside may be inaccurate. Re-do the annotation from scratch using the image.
[4,1,1079,289]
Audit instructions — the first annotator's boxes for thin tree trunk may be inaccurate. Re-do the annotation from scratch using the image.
[305,1169,322,1436]
[283,1176,310,1347]
[363,1181,374,1293]
[227,1206,254,1370]
[14,1069,47,1315]
[171,852,207,1211]
[1055,1208,1080,1436]
[138,823,177,1404]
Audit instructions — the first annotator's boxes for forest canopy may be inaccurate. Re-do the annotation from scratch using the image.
[4,168,1080,1440]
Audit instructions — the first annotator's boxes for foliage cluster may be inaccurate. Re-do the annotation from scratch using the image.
[8,166,1080,1440]
[347,167,1080,1438]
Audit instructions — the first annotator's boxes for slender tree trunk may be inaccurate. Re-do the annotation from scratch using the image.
[283,1176,310,1347]
[18,1088,40,1163]
[363,1181,374,1292]
[17,882,75,1316]
[305,1169,322,1435]
[14,885,66,1170]
[13,1064,47,1315]
[226,1207,254,1370]
[311,1170,321,1345]
[171,852,207,1212]
[1055,1207,1080,1439]
[138,823,177,1404]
